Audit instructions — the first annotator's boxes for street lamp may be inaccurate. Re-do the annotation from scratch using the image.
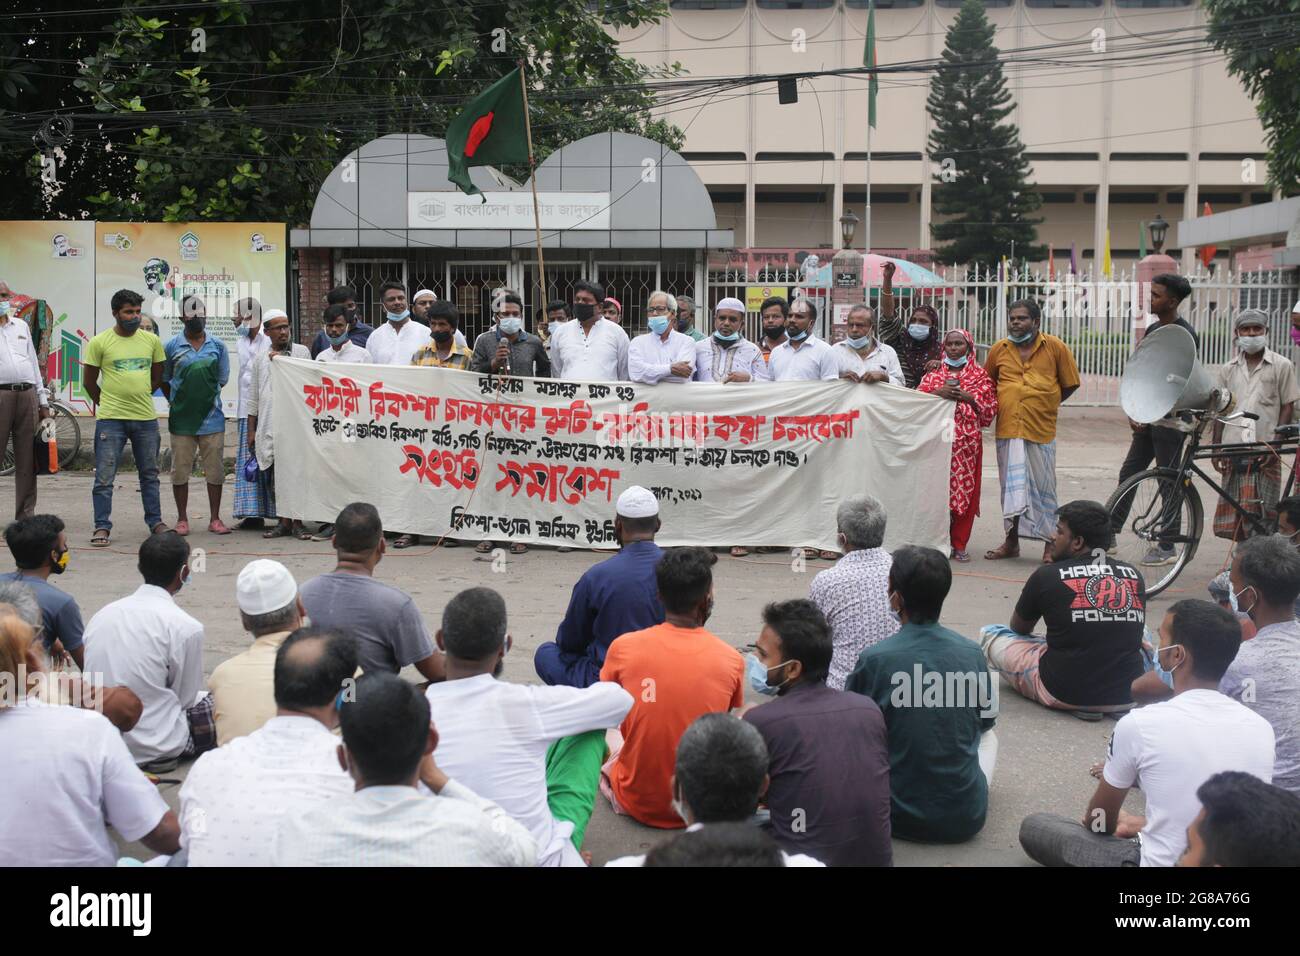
[1148,214,1169,255]
[839,209,860,250]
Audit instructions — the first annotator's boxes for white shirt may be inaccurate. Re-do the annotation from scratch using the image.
[604,822,825,867]
[364,319,432,366]
[832,340,905,387]
[769,335,840,381]
[82,584,207,764]
[1103,688,1275,867]
[236,330,271,418]
[693,337,770,383]
[0,315,48,405]
[179,715,354,867]
[246,344,310,469]
[425,675,633,866]
[549,318,629,382]
[0,698,169,866]
[628,329,697,384]
[315,341,372,365]
[273,781,537,866]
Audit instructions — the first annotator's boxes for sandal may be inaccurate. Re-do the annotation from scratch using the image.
[983,543,1020,561]
[91,529,111,548]
[174,520,190,536]
[394,535,419,549]
[263,524,294,539]
[295,527,314,541]
[208,519,232,535]
[951,549,971,563]
[801,547,819,560]
[150,523,171,535]
[818,550,839,561]
[730,546,751,557]
[509,542,528,555]
[441,538,460,548]
[475,540,494,554]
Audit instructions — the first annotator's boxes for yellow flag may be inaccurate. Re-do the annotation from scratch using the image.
[1102,228,1113,278]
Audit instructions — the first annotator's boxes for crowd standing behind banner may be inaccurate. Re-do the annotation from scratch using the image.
[3,274,1300,868]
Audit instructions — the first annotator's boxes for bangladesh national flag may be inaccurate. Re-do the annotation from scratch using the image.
[863,0,879,129]
[446,67,530,201]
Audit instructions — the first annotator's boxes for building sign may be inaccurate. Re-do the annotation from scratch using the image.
[745,286,789,311]
[408,192,611,230]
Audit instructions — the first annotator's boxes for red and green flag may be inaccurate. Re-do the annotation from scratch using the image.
[446,66,530,201]
[863,0,879,129]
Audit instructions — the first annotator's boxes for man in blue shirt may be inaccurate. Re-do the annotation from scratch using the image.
[163,296,231,536]
[534,486,666,688]
[846,545,998,844]
[2,513,84,668]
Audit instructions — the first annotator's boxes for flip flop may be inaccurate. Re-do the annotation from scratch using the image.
[730,546,751,557]
[208,519,232,535]
[91,530,110,548]
[295,528,314,541]
[174,520,190,536]
[475,540,494,554]
[818,550,839,561]
[983,544,1020,560]
[150,523,171,535]
[951,549,971,563]
[263,525,294,539]
[801,547,819,560]
[509,542,528,555]
[395,535,419,549]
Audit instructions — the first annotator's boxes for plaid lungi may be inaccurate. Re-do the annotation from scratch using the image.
[1213,455,1282,541]
[183,692,217,758]
[233,418,275,518]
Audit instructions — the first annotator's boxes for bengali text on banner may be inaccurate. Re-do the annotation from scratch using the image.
[271,358,953,552]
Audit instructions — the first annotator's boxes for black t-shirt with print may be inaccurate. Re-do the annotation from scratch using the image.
[1014,557,1147,706]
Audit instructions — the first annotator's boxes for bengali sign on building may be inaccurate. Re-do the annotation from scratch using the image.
[407,192,611,230]
[272,359,953,552]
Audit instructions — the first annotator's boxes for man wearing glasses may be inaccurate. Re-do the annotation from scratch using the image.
[628,291,696,385]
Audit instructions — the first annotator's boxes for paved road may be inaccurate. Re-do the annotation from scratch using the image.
[7,405,1242,865]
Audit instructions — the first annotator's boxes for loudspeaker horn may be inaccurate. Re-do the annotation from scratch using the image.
[1120,323,1229,424]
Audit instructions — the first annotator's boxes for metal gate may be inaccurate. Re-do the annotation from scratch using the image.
[447,261,511,344]
[594,261,660,334]
[522,261,586,324]
[340,258,407,327]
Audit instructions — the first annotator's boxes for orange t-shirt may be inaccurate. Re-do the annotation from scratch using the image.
[600,622,745,828]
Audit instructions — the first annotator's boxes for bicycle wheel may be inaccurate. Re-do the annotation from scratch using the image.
[1106,467,1202,597]
[52,404,81,469]
[0,437,12,477]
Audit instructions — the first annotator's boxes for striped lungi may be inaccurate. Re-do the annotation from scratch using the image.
[233,418,275,518]
[996,437,1058,541]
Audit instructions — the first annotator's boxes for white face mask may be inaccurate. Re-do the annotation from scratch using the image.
[1237,334,1267,354]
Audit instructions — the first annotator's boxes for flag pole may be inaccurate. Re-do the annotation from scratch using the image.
[518,59,547,329]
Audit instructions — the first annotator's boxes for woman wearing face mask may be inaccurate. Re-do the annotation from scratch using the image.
[1209,309,1299,542]
[918,329,999,562]
[878,261,945,389]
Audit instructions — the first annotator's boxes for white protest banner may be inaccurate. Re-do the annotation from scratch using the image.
[271,358,952,552]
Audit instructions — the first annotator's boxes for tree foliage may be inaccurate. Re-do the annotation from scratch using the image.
[926,0,1043,267]
[1205,0,1300,194]
[0,0,683,223]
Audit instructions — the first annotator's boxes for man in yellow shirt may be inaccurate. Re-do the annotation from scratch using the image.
[983,299,1080,564]
[83,289,168,547]
[411,302,473,369]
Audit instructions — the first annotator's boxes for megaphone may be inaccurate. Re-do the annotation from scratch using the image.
[1120,324,1229,424]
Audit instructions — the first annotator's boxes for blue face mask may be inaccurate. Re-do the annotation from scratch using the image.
[943,354,968,368]
[1228,583,1256,617]
[1008,329,1035,344]
[327,331,350,346]
[714,329,740,343]
[907,323,931,341]
[745,653,786,697]
[386,309,410,324]
[648,316,670,336]
[237,324,254,338]
[847,334,873,350]
[789,327,809,342]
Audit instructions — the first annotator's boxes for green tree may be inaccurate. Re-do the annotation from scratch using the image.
[0,0,682,224]
[1205,0,1300,194]
[926,0,1043,268]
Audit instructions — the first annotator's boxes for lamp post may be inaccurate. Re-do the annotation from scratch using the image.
[839,210,860,250]
[1148,214,1169,255]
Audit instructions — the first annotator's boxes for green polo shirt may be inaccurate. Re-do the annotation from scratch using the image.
[845,620,995,843]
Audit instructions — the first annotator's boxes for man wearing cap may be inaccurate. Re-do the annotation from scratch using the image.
[1210,308,1299,541]
[208,559,306,746]
[693,297,768,384]
[534,486,666,689]
[769,298,840,382]
[247,309,311,540]
[412,289,469,348]
[629,291,697,385]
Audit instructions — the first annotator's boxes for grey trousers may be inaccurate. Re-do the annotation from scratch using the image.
[1020,812,1141,867]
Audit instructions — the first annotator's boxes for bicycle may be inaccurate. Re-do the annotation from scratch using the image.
[1105,409,1298,597]
[0,399,83,476]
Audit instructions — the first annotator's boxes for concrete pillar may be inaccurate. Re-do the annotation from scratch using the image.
[829,247,863,343]
[1093,182,1109,277]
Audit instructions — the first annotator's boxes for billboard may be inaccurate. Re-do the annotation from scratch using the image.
[0,220,286,417]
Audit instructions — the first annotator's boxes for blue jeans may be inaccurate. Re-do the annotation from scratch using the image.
[93,419,162,533]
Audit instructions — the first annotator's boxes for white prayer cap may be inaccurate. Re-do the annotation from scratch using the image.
[616,485,660,519]
[262,308,289,324]
[715,297,746,315]
[236,559,298,616]
[413,289,437,302]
